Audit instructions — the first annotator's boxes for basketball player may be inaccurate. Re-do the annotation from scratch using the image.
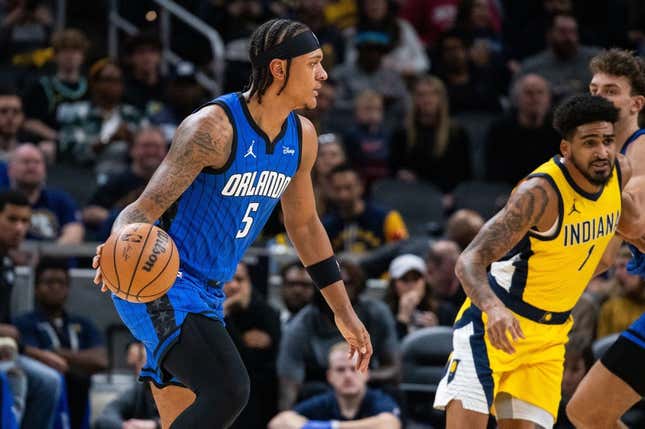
[433,94,631,429]
[566,49,645,429]
[92,19,372,429]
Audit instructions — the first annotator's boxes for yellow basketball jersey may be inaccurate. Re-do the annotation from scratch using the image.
[489,156,622,313]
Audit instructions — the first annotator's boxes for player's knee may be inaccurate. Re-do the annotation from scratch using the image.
[566,398,600,428]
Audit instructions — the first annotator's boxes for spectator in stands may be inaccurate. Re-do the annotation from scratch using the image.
[122,33,167,115]
[331,30,410,133]
[301,79,342,136]
[0,85,45,163]
[344,0,429,77]
[398,0,459,48]
[292,0,346,70]
[627,0,645,54]
[57,58,144,183]
[322,0,358,31]
[14,258,108,429]
[223,261,281,429]
[343,89,392,186]
[444,209,484,250]
[7,144,84,243]
[555,338,594,429]
[82,126,167,238]
[94,341,161,429]
[277,260,400,409]
[518,13,599,101]
[22,29,90,143]
[279,260,315,326]
[0,337,26,426]
[426,239,465,308]
[432,30,504,114]
[484,73,561,185]
[596,245,645,339]
[0,0,52,67]
[453,0,502,55]
[392,75,472,193]
[384,254,456,340]
[149,62,206,142]
[0,190,63,429]
[323,163,408,254]
[312,133,346,217]
[269,341,401,429]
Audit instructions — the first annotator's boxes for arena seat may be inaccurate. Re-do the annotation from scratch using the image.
[371,178,444,236]
[400,326,453,426]
[452,181,512,220]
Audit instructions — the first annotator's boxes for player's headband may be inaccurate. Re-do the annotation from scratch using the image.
[251,31,321,67]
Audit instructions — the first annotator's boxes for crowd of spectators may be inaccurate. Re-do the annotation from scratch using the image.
[1,0,645,427]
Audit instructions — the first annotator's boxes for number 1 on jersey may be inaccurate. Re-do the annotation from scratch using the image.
[236,202,259,238]
[577,244,595,271]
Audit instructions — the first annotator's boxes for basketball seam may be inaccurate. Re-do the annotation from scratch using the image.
[124,225,154,299]
[113,235,120,293]
[136,240,177,298]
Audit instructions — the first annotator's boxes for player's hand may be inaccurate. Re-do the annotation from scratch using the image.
[92,243,107,292]
[334,312,372,372]
[485,303,524,354]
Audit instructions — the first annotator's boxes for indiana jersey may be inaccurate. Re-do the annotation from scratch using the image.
[489,155,622,313]
[159,92,302,283]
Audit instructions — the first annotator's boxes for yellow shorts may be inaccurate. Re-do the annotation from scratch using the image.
[434,299,571,423]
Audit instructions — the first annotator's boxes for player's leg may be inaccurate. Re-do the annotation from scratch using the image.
[162,313,250,429]
[150,384,196,428]
[435,303,493,429]
[446,400,489,429]
[495,393,554,429]
[567,331,645,429]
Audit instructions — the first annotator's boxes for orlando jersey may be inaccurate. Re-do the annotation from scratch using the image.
[489,156,622,312]
[160,93,302,283]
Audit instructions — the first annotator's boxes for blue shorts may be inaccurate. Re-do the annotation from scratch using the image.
[112,271,225,387]
[621,312,645,349]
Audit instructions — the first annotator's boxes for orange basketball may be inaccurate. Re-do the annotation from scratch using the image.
[100,223,180,303]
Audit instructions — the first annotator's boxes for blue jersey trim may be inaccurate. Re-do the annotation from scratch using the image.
[525,173,564,241]
[620,128,645,155]
[553,156,604,201]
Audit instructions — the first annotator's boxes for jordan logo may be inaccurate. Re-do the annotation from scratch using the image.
[244,140,256,159]
[568,200,581,215]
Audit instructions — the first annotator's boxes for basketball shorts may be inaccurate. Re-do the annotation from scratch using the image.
[601,313,645,396]
[434,299,572,427]
[112,270,225,387]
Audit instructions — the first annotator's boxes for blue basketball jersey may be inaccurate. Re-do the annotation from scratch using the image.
[621,128,645,155]
[621,129,645,278]
[159,92,302,283]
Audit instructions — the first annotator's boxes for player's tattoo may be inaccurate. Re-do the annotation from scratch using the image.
[456,181,550,310]
[113,106,232,232]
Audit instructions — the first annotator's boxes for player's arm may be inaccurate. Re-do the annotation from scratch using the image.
[111,105,233,232]
[281,116,372,370]
[455,177,556,353]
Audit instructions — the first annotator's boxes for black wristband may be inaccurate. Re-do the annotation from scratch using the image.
[306,256,342,289]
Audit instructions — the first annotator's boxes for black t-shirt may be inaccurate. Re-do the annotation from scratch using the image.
[0,256,15,324]
[294,389,401,421]
[23,76,89,129]
[88,170,147,209]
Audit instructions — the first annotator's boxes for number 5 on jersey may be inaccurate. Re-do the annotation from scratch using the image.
[236,202,259,238]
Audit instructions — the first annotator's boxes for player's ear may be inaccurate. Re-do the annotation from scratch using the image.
[560,139,570,157]
[269,59,286,81]
[631,95,645,114]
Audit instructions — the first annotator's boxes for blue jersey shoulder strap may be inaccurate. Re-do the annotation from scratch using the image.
[621,128,645,155]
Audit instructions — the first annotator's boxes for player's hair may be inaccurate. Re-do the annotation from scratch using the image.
[51,28,89,53]
[590,48,645,97]
[247,19,310,104]
[279,259,306,279]
[0,84,19,98]
[553,94,619,140]
[35,258,70,285]
[0,190,29,212]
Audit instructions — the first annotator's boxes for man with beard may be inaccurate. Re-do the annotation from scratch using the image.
[518,13,599,102]
[433,94,630,428]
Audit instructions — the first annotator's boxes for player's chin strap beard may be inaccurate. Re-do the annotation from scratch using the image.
[250,31,321,68]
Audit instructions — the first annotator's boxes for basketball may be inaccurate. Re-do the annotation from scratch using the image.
[99,223,180,303]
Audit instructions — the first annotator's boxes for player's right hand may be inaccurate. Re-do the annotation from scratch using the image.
[92,243,107,292]
[485,303,524,354]
[334,312,373,372]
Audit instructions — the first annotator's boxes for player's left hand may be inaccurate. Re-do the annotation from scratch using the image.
[92,243,108,292]
[334,312,373,372]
